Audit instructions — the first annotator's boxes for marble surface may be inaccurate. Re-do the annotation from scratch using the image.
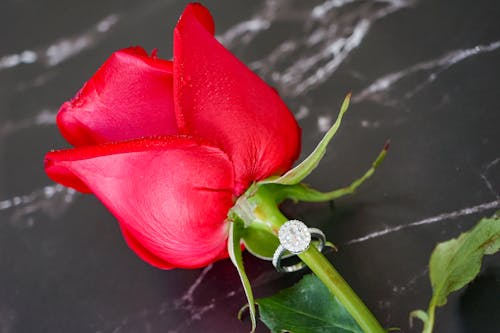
[1,0,499,332]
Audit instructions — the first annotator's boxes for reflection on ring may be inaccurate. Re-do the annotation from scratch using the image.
[272,220,326,273]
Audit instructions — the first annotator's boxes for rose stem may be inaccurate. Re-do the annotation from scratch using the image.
[299,246,386,333]
[251,189,386,333]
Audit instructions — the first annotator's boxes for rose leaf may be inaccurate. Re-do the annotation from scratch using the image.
[257,274,363,333]
[411,212,500,333]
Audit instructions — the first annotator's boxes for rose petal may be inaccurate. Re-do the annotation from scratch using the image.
[45,136,235,269]
[57,47,177,146]
[120,227,175,269]
[174,3,301,194]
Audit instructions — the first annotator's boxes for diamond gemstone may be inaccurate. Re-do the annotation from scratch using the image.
[278,220,311,254]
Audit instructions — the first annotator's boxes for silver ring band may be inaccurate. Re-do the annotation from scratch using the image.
[272,220,326,273]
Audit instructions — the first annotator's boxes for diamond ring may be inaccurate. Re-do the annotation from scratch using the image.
[272,220,326,272]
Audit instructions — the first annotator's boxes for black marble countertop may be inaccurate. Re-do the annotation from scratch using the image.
[1,0,499,332]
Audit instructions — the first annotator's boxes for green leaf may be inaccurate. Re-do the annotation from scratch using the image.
[430,213,500,305]
[411,213,500,333]
[261,93,351,186]
[228,219,257,332]
[257,274,363,333]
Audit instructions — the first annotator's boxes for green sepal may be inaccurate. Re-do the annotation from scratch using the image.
[261,141,389,204]
[228,184,285,260]
[228,218,257,332]
[260,93,351,186]
[257,274,363,333]
[242,224,279,260]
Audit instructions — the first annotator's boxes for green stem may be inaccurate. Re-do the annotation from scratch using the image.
[422,302,436,333]
[246,186,386,333]
[299,246,386,333]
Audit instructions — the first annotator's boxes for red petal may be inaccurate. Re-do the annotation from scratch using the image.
[120,227,174,269]
[174,4,301,194]
[57,47,177,146]
[176,2,215,35]
[45,137,235,269]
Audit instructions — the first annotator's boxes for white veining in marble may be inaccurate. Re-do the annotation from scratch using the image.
[0,50,37,69]
[169,265,216,331]
[0,185,77,226]
[15,72,58,92]
[346,200,500,245]
[317,115,333,133]
[218,0,279,47]
[247,0,415,97]
[294,105,310,121]
[93,264,217,333]
[391,268,428,295]
[312,0,357,19]
[0,14,119,71]
[360,119,380,128]
[353,40,500,104]
[174,264,213,312]
[480,157,500,200]
[0,109,56,138]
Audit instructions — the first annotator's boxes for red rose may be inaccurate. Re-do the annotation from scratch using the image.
[45,3,301,269]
